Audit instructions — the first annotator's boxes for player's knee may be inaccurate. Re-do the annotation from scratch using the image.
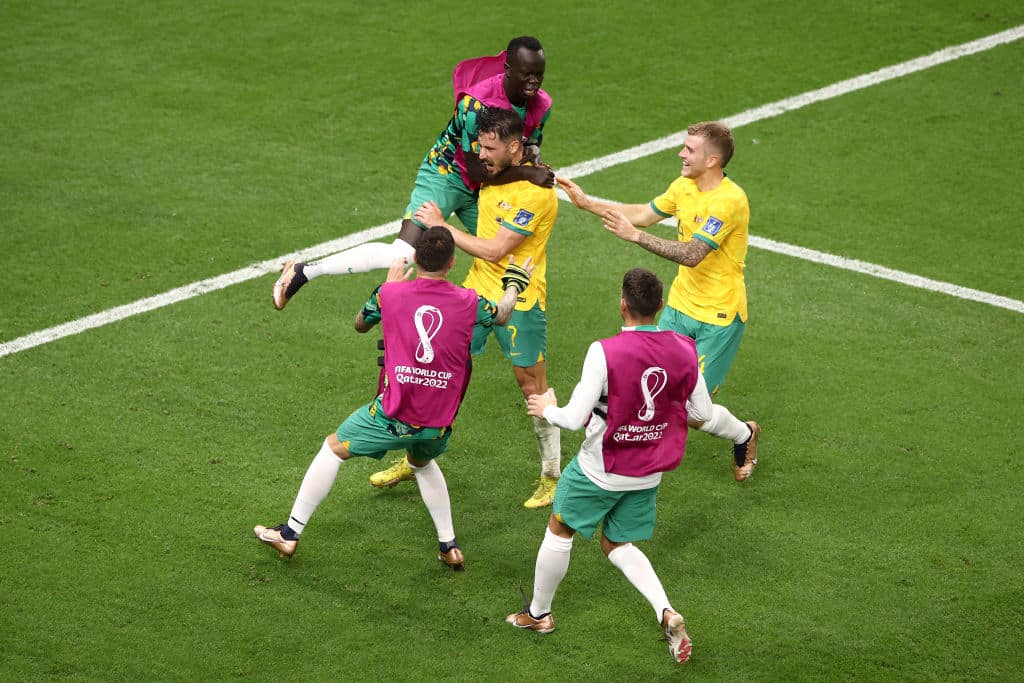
[600,534,627,556]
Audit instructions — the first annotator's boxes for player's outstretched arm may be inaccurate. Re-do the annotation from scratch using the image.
[556,178,660,226]
[606,210,713,267]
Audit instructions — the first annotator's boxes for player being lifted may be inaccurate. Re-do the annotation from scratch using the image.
[272,36,553,309]
[371,106,561,509]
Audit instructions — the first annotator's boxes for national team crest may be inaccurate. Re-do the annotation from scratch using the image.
[512,209,535,227]
[703,216,724,236]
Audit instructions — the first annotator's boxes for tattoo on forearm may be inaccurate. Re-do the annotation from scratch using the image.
[495,289,518,324]
[636,231,711,266]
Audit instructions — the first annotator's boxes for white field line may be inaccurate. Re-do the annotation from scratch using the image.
[2,25,1022,359]
[565,198,1024,315]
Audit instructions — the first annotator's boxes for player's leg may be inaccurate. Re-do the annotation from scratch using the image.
[601,489,692,663]
[253,430,355,557]
[691,404,760,481]
[307,222,419,277]
[508,458,602,633]
[272,223,418,310]
[497,305,560,508]
[406,430,464,570]
[272,161,474,309]
[518,362,561,508]
[661,306,759,480]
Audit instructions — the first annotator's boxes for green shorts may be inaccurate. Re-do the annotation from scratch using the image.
[658,305,745,396]
[470,302,546,368]
[552,458,659,542]
[403,160,479,234]
[335,396,452,461]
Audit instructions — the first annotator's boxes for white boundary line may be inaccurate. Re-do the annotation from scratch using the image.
[3,25,1023,359]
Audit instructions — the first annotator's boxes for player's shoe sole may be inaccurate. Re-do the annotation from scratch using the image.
[662,609,692,663]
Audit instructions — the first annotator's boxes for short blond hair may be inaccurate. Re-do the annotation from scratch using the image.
[687,121,735,168]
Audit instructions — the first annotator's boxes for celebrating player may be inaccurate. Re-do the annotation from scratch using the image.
[253,227,532,569]
[507,268,708,664]
[557,121,761,481]
[272,36,553,309]
[370,106,561,509]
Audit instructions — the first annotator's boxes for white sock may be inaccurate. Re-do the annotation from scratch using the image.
[287,438,343,535]
[607,543,672,622]
[304,238,415,279]
[529,528,573,616]
[533,416,561,478]
[698,404,751,444]
[409,459,455,544]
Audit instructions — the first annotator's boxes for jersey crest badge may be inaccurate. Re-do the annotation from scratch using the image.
[512,209,535,226]
[702,216,724,236]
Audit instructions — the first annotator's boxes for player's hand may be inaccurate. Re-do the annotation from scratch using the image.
[413,201,446,229]
[385,257,414,282]
[526,388,557,418]
[501,254,534,294]
[522,163,555,188]
[601,208,641,242]
[556,177,590,210]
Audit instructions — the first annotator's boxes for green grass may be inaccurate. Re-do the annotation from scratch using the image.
[2,1,1024,680]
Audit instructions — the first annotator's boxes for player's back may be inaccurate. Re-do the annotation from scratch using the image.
[378,278,479,427]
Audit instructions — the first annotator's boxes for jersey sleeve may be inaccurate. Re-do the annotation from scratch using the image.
[458,95,485,155]
[650,181,677,218]
[541,341,607,431]
[359,283,384,325]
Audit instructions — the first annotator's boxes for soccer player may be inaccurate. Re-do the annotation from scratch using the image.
[272,36,553,309]
[253,227,533,569]
[507,268,718,664]
[556,121,761,481]
[370,106,561,509]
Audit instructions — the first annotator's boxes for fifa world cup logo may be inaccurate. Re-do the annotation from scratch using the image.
[414,305,444,363]
[637,367,668,421]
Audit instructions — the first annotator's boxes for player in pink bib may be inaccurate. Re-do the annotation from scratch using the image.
[507,268,750,664]
[254,228,532,571]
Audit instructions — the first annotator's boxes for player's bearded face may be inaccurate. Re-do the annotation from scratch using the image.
[478,131,515,176]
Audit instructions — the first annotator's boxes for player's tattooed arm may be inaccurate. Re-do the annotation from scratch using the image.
[634,231,713,267]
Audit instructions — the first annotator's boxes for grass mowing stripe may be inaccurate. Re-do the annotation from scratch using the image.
[3,24,1022,359]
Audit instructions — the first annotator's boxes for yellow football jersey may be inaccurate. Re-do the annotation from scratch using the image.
[651,175,750,325]
[462,179,558,311]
